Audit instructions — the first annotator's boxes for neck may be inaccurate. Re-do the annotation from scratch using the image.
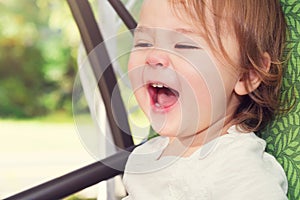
[161,117,235,158]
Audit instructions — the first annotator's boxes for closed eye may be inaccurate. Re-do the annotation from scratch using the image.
[134,42,153,48]
[175,44,201,50]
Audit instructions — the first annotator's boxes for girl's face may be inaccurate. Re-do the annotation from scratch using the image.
[128,0,241,139]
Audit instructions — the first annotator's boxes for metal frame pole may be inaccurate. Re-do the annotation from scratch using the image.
[67,0,134,149]
[108,0,137,31]
[4,146,136,200]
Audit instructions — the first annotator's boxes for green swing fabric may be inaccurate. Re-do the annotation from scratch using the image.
[259,0,300,199]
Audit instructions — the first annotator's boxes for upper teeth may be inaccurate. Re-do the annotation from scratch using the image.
[151,83,165,88]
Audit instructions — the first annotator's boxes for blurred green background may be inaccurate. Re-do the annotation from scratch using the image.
[0,1,144,199]
[0,1,99,199]
[0,0,79,119]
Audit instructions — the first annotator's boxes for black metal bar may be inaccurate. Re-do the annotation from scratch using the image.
[4,145,137,200]
[107,0,137,32]
[67,0,134,150]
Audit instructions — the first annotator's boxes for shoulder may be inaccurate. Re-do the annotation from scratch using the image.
[210,127,288,199]
[218,127,266,159]
[204,127,268,168]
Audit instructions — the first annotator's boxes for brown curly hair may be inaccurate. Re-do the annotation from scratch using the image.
[169,0,287,132]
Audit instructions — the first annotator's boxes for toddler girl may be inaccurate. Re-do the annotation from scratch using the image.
[123,0,288,199]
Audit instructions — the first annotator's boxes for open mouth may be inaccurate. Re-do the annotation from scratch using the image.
[147,82,179,110]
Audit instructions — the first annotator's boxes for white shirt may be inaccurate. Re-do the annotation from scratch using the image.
[122,126,288,200]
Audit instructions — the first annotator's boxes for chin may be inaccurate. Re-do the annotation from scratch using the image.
[150,123,173,136]
[151,123,187,138]
[156,131,178,138]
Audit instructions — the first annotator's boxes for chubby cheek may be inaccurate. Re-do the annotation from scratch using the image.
[133,87,150,116]
[127,52,150,116]
[127,51,143,77]
[181,74,212,133]
[128,51,143,91]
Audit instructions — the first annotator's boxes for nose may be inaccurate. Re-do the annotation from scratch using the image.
[146,51,170,67]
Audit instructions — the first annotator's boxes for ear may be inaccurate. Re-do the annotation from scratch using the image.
[234,52,271,95]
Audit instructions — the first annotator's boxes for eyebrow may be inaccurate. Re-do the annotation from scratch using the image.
[135,26,198,36]
[175,28,206,39]
[134,26,152,34]
[174,28,196,34]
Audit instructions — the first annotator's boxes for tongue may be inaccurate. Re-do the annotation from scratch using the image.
[157,88,178,108]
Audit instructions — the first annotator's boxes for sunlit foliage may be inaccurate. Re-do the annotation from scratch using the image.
[0,0,80,118]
